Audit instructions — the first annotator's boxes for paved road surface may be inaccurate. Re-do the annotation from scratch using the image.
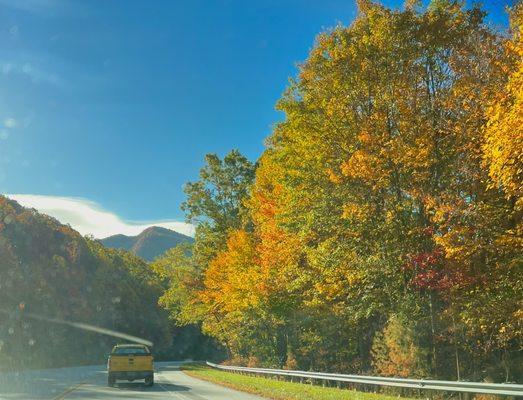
[0,362,264,400]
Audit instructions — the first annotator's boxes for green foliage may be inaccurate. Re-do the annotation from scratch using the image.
[152,242,203,324]
[181,149,256,277]
[181,149,255,232]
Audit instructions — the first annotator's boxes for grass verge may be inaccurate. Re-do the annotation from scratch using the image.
[182,364,413,400]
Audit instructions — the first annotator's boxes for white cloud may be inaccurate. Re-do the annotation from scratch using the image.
[5,194,195,238]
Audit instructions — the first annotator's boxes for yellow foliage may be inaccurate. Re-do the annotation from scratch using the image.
[200,230,260,314]
[483,12,523,206]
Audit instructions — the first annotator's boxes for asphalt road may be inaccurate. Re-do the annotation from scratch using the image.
[0,362,265,400]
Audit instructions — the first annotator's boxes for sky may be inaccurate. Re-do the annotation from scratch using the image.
[0,0,514,238]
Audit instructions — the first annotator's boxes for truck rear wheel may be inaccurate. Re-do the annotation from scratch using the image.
[145,374,154,387]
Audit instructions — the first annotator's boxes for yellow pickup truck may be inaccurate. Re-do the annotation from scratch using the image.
[107,344,154,387]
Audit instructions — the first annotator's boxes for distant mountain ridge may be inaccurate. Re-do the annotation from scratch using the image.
[101,226,193,261]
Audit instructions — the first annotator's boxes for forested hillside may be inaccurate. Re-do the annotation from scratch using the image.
[0,195,173,369]
[101,226,193,261]
[155,1,523,384]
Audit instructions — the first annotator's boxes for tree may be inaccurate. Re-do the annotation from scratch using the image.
[483,3,523,207]
[181,149,256,271]
[181,150,255,233]
[159,1,522,382]
[155,151,256,359]
[372,314,430,378]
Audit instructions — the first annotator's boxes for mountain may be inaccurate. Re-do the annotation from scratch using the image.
[0,195,171,369]
[101,226,193,261]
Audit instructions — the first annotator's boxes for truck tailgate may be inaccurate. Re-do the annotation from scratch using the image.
[110,355,153,371]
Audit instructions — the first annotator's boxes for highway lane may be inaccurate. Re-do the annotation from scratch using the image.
[0,364,103,400]
[0,362,265,400]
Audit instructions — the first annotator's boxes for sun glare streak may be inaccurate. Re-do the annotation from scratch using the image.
[0,309,153,347]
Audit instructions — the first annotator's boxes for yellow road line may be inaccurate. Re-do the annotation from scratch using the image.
[52,381,86,400]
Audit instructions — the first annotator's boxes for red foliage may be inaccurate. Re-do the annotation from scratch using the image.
[404,247,472,291]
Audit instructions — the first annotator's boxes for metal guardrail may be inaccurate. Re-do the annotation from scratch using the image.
[206,362,523,397]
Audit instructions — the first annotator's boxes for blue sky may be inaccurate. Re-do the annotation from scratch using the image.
[0,0,514,237]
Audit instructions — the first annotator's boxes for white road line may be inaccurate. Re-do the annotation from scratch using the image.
[157,376,190,400]
[158,382,189,400]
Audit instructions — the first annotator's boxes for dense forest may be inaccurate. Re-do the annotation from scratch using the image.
[154,0,523,383]
[0,196,222,369]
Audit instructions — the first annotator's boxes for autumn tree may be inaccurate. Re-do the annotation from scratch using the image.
[153,150,256,357]
[160,0,522,381]
[483,1,523,204]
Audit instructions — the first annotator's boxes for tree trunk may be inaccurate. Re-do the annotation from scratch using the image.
[429,291,438,375]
